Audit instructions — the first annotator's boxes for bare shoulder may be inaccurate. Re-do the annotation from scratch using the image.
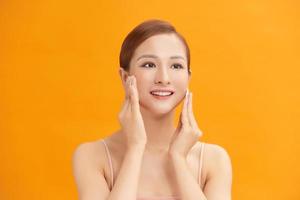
[202,142,232,167]
[201,142,232,180]
[72,139,111,199]
[203,142,231,160]
[72,139,107,172]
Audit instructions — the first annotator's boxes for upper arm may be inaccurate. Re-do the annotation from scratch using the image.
[72,143,110,200]
[203,144,233,200]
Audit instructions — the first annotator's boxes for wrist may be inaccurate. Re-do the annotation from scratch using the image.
[127,143,146,154]
[168,151,186,160]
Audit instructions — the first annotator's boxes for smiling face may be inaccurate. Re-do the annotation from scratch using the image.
[120,33,191,115]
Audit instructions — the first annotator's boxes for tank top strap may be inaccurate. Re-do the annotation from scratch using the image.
[101,139,114,190]
[198,142,205,186]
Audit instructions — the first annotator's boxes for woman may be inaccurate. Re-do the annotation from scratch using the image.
[72,19,232,200]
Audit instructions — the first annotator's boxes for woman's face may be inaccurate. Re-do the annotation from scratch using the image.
[121,33,191,115]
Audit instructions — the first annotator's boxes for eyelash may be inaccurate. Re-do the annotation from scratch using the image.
[141,62,184,69]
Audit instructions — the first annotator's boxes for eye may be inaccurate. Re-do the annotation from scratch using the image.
[141,62,156,68]
[171,63,184,69]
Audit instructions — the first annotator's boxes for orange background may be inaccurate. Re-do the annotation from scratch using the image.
[1,0,299,199]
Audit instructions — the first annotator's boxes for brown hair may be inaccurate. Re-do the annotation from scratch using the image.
[119,19,191,74]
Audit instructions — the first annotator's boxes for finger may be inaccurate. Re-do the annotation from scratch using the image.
[176,112,183,132]
[125,76,131,100]
[187,93,202,137]
[181,90,190,128]
[119,98,130,118]
[129,76,140,114]
[120,76,131,117]
[171,118,181,143]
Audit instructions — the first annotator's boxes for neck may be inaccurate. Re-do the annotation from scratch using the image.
[139,105,177,153]
[115,106,179,153]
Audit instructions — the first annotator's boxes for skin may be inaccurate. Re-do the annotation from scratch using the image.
[119,33,195,155]
[72,33,232,200]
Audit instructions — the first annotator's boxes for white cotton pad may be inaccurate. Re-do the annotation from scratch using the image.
[186,88,189,96]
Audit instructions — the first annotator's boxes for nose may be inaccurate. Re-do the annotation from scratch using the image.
[154,66,170,85]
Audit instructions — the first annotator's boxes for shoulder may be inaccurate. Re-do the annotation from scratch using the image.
[203,142,231,160]
[72,139,112,198]
[202,142,232,179]
[193,141,231,165]
[72,139,107,172]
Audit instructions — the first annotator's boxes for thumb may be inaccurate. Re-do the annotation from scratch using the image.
[177,113,183,131]
[173,113,182,137]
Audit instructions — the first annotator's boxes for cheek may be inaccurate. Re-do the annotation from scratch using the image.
[135,77,150,98]
[172,79,189,100]
[134,72,152,88]
[172,76,189,89]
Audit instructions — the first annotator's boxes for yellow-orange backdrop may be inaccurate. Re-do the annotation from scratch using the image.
[1,0,299,199]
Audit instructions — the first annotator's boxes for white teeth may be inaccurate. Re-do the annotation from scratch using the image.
[151,91,173,96]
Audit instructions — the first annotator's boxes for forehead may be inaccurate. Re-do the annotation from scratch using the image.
[132,33,186,60]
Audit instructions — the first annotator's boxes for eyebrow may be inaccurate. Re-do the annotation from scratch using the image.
[136,54,185,61]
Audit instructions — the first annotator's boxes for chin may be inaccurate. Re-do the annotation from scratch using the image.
[152,106,174,116]
[141,100,177,117]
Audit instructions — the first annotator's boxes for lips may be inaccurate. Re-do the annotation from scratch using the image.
[150,89,175,98]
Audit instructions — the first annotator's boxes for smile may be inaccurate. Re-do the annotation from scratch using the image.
[150,91,174,100]
[150,91,173,96]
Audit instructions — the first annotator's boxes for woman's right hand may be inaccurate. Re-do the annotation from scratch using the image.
[118,75,147,150]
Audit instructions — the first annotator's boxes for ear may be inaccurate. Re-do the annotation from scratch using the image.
[119,67,129,87]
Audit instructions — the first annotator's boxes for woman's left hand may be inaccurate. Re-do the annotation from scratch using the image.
[168,90,203,158]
